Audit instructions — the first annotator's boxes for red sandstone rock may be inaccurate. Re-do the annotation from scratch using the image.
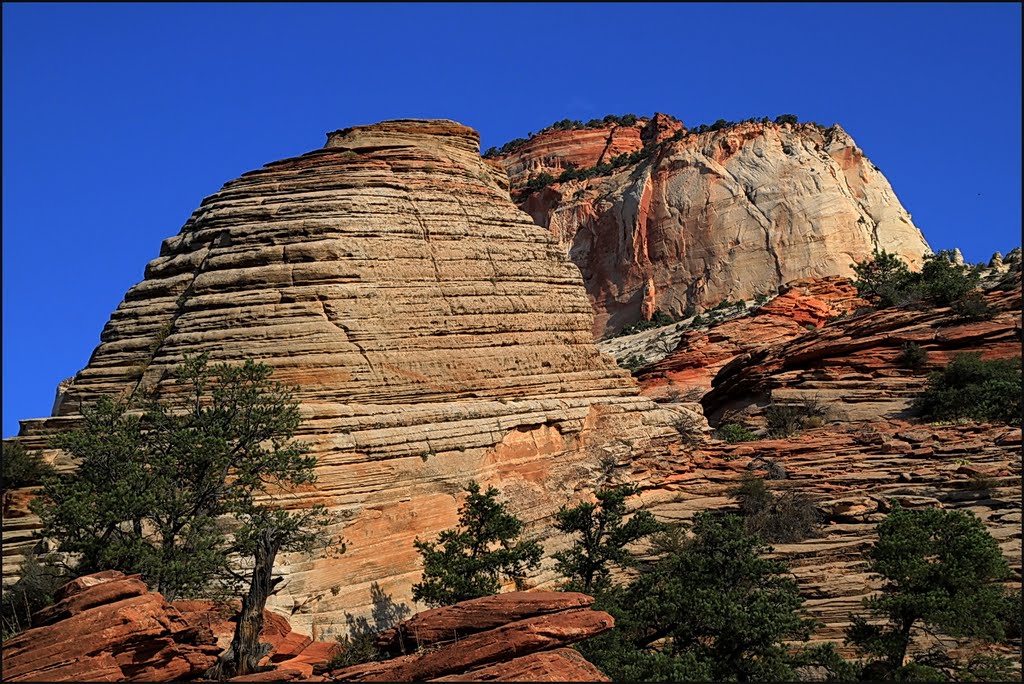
[430,648,610,682]
[1,572,220,682]
[637,276,867,400]
[330,609,613,682]
[702,277,1022,425]
[375,591,594,654]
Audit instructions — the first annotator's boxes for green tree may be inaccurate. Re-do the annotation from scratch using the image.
[580,513,822,681]
[852,249,916,308]
[412,481,542,608]
[1,553,68,638]
[919,251,981,307]
[846,506,1014,681]
[553,484,664,595]
[2,440,55,494]
[913,353,1021,425]
[33,354,339,678]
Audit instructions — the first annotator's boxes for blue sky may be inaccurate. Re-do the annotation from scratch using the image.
[3,3,1021,437]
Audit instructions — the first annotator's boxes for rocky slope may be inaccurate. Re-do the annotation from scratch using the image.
[634,276,867,402]
[1,573,611,683]
[623,272,1022,653]
[494,116,931,337]
[1,571,222,682]
[702,272,1022,426]
[635,421,1021,652]
[2,119,681,634]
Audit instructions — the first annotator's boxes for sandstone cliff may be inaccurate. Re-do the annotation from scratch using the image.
[495,116,931,337]
[3,119,679,634]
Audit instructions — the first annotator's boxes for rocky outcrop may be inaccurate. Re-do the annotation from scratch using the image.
[172,600,334,679]
[624,275,1023,653]
[374,591,594,655]
[496,118,930,336]
[636,276,867,401]
[702,275,1022,425]
[635,421,1022,651]
[3,119,679,634]
[328,592,612,682]
[0,571,221,682]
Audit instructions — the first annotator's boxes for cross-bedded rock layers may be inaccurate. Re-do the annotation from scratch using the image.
[5,120,679,634]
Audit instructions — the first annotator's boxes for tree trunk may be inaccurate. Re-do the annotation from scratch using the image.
[207,532,282,680]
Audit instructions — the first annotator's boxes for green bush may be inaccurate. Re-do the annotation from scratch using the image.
[1,554,68,638]
[952,292,993,321]
[919,251,981,306]
[618,354,648,372]
[578,512,821,682]
[716,423,758,443]
[412,481,542,608]
[896,342,929,370]
[851,249,915,308]
[852,249,986,312]
[846,506,1015,681]
[913,354,1021,425]
[729,475,819,543]
[1,441,54,493]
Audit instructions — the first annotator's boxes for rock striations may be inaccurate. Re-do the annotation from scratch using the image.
[4,119,679,633]
[495,116,931,337]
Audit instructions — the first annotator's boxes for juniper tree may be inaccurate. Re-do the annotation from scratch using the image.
[33,354,340,678]
[552,483,664,595]
[846,505,1014,681]
[412,481,542,608]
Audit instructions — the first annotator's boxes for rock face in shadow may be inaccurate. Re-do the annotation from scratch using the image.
[496,117,930,337]
[4,119,680,634]
[328,591,612,682]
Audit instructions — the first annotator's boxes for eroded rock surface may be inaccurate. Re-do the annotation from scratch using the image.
[636,421,1022,650]
[0,571,221,682]
[636,276,867,401]
[627,274,1023,654]
[3,119,678,634]
[702,274,1022,425]
[328,592,612,682]
[496,117,930,336]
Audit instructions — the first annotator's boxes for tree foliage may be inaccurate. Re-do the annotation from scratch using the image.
[33,354,339,677]
[852,249,986,311]
[913,353,1021,425]
[1,440,55,494]
[846,506,1014,681]
[552,484,664,594]
[852,249,916,308]
[412,481,542,608]
[579,513,823,681]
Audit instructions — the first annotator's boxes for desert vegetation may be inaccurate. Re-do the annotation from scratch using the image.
[14,355,341,678]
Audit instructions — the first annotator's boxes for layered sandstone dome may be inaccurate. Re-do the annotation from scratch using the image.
[6,119,679,633]
[496,116,931,336]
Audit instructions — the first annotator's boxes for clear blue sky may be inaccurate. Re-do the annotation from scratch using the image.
[3,3,1021,437]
